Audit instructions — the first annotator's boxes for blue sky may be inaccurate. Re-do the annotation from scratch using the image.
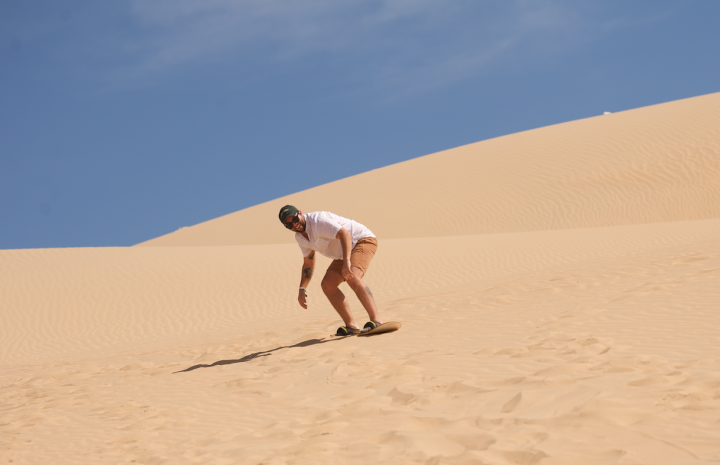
[1,0,718,249]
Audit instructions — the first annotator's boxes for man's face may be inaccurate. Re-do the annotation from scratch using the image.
[283,211,305,232]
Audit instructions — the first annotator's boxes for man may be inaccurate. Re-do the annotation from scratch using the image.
[279,205,382,335]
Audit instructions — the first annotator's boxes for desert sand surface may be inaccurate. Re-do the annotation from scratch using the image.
[2,93,720,464]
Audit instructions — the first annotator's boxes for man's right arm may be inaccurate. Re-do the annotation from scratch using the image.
[297,251,315,309]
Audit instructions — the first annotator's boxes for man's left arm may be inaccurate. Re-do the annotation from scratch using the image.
[336,228,354,280]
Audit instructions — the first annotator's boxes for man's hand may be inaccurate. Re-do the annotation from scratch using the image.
[298,288,308,309]
[341,261,354,281]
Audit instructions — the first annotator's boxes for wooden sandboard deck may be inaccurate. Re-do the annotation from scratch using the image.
[358,321,402,337]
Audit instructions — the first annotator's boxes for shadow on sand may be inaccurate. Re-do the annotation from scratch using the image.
[173,336,347,373]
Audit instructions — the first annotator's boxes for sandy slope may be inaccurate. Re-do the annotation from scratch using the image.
[138,92,720,247]
[3,93,720,464]
[3,220,720,464]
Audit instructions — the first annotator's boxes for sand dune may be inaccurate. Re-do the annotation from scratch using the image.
[138,92,720,247]
[3,93,720,464]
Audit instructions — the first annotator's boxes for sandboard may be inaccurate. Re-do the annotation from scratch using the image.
[358,321,402,337]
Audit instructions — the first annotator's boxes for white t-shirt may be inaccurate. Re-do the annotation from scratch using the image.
[296,211,375,260]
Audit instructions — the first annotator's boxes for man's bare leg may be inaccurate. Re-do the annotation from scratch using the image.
[321,270,360,329]
[345,267,382,324]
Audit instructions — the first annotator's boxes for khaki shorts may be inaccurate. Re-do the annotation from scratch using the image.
[327,237,378,276]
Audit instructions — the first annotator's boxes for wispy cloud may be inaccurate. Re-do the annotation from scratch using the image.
[122,0,588,95]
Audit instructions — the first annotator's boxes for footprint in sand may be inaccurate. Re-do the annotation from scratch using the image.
[501,392,522,413]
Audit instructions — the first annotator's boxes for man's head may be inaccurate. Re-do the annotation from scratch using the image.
[279,205,305,232]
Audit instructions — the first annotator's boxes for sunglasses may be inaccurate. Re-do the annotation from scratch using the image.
[284,215,300,229]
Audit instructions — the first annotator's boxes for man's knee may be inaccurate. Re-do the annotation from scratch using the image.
[346,268,365,291]
[321,273,341,294]
[321,277,334,294]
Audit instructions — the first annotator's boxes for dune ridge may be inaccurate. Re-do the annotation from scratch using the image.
[3,93,720,464]
[138,92,720,247]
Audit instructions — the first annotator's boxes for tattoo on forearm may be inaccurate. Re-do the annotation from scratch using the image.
[308,251,315,260]
[304,268,313,279]
[365,285,375,301]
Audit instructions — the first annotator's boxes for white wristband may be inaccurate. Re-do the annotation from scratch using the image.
[299,287,306,291]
